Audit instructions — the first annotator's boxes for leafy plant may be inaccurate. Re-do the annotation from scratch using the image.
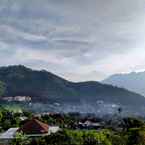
[11,132,31,145]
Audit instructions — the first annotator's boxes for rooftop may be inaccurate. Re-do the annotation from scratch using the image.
[18,118,49,134]
[0,128,18,140]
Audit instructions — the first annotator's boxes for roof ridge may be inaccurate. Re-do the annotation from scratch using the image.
[18,118,49,134]
[33,119,49,129]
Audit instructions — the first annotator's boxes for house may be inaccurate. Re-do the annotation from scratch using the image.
[2,97,13,102]
[2,96,31,102]
[14,96,31,102]
[19,118,60,136]
[78,120,102,130]
[19,116,28,121]
[0,128,19,145]
[18,118,49,135]
[0,118,60,144]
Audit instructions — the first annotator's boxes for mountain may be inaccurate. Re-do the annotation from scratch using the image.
[0,81,5,96]
[102,71,145,97]
[0,65,145,108]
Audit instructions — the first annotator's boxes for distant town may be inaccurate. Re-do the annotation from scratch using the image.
[1,96,31,102]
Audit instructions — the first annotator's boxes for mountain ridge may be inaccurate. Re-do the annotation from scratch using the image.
[0,65,144,108]
[102,71,145,97]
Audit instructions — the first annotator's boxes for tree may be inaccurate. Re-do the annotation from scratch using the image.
[11,132,31,145]
[3,119,11,130]
[0,111,3,122]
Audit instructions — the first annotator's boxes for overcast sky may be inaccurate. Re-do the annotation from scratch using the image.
[0,0,145,82]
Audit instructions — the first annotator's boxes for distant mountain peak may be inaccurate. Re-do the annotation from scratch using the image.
[103,71,145,97]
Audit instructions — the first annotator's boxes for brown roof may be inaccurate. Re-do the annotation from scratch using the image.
[18,118,49,134]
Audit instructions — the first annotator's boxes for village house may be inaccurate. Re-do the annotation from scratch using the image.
[2,96,31,102]
[14,96,31,102]
[78,120,102,130]
[0,118,60,145]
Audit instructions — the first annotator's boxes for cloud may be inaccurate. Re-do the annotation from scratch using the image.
[0,0,145,81]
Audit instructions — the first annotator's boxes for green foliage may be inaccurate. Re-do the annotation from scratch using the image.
[0,108,145,145]
[41,113,79,129]
[0,107,22,131]
[3,119,11,130]
[107,131,127,145]
[124,128,145,145]
[11,132,31,145]
[29,129,112,145]
[9,127,145,145]
[22,110,32,118]
[122,117,145,131]
[82,130,112,145]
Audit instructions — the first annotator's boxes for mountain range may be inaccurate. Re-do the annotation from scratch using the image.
[0,65,144,109]
[103,71,145,97]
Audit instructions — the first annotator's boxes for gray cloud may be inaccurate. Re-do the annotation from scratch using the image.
[0,0,145,81]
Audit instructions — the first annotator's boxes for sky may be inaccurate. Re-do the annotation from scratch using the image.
[0,0,145,82]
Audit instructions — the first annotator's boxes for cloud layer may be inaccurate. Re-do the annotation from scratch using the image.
[0,0,145,81]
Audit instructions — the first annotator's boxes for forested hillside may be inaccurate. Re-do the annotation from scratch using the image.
[0,65,144,108]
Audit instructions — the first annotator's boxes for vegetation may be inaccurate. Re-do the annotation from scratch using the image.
[0,106,32,131]
[11,127,145,145]
[32,129,112,145]
[40,113,79,129]
[0,107,145,145]
[11,132,31,145]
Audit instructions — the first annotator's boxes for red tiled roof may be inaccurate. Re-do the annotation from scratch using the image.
[18,118,49,134]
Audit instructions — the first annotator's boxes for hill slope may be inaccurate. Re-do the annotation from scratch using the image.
[102,72,145,97]
[0,65,144,107]
[0,81,5,96]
